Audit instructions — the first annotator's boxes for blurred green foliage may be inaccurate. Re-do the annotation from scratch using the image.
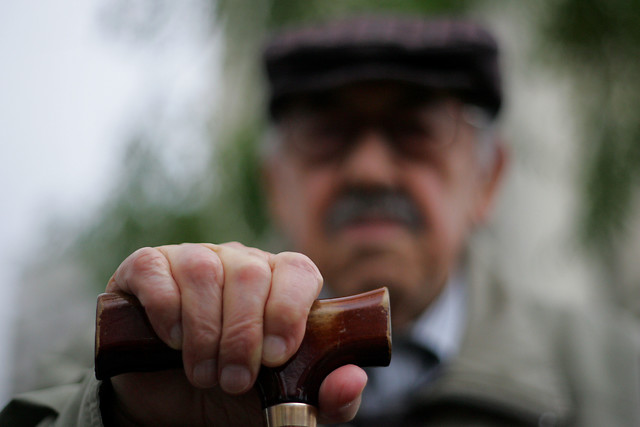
[540,0,640,261]
[65,0,640,291]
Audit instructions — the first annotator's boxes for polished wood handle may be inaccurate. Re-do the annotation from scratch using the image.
[95,292,181,380]
[95,287,391,414]
[255,287,391,409]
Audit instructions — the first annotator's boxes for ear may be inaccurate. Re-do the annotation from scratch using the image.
[472,139,509,225]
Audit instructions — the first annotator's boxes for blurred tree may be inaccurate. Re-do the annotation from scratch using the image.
[542,0,640,248]
[539,0,640,310]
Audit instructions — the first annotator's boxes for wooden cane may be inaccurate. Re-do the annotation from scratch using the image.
[95,287,392,426]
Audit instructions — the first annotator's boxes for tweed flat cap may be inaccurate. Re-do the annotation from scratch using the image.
[263,15,502,118]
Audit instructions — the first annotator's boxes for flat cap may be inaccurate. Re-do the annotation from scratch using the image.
[263,15,502,118]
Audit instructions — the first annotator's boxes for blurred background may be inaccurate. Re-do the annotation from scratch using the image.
[2,0,639,405]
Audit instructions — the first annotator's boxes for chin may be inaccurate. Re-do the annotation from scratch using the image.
[330,262,419,303]
[314,234,445,319]
[326,260,442,330]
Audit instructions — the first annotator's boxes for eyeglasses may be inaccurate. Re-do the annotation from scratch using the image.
[279,99,485,164]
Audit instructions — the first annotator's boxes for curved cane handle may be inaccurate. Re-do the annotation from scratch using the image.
[95,287,392,426]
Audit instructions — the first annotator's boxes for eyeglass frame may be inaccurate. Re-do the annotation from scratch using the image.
[272,95,495,165]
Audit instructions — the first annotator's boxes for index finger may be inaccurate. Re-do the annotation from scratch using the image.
[106,246,182,349]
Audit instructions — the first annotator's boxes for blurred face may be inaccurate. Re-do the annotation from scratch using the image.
[265,82,505,330]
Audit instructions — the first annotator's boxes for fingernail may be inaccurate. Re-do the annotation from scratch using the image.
[262,335,287,365]
[193,359,217,388]
[169,324,183,349]
[220,365,251,394]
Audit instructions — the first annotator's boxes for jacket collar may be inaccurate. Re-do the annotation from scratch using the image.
[408,263,573,425]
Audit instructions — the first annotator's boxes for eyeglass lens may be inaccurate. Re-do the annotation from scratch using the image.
[284,100,460,163]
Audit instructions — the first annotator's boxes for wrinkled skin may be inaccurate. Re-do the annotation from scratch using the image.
[107,82,506,426]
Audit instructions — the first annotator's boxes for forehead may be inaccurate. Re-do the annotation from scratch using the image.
[276,81,453,118]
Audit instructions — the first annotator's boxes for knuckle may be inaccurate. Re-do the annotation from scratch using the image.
[127,247,167,278]
[235,259,271,287]
[269,299,308,327]
[279,252,323,285]
[223,320,262,356]
[180,250,224,285]
[190,321,221,349]
[222,241,245,249]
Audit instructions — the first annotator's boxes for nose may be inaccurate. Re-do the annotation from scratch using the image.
[339,130,400,188]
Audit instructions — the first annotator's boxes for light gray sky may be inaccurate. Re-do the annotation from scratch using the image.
[0,0,217,403]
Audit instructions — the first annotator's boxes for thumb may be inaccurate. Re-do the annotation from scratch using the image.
[317,365,368,424]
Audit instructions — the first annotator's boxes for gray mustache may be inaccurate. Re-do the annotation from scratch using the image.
[325,189,424,233]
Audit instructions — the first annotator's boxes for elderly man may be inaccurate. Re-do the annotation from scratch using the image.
[2,15,639,427]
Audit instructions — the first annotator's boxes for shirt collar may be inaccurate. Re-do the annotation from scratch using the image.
[408,272,467,363]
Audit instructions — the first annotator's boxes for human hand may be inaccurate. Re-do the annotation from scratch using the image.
[103,242,367,426]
